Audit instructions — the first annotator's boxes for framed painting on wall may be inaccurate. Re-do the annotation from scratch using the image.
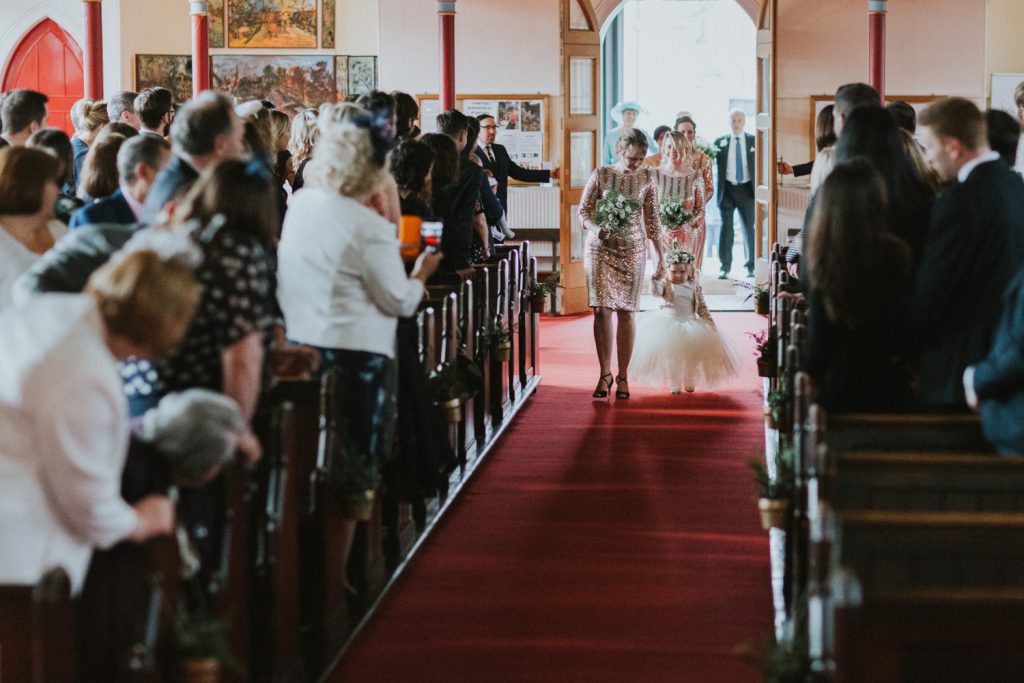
[211,55,335,109]
[135,54,193,105]
[227,0,317,49]
[322,0,336,49]
[334,55,349,100]
[348,56,377,97]
[209,0,225,48]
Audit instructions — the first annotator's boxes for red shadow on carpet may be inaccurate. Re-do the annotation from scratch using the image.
[330,313,773,683]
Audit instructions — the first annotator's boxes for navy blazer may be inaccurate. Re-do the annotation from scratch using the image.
[913,159,1024,407]
[69,189,136,230]
[476,142,550,211]
[974,269,1024,453]
[714,132,756,199]
[141,154,200,224]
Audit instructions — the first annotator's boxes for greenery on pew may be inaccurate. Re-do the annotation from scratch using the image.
[750,445,794,500]
[526,270,562,307]
[765,377,789,431]
[742,630,809,682]
[428,354,483,405]
[481,316,513,357]
[173,607,242,673]
[748,327,778,377]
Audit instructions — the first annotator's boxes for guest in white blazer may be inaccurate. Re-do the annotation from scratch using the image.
[277,116,441,594]
[0,249,199,593]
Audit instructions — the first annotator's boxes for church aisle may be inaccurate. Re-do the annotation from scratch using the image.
[331,313,772,682]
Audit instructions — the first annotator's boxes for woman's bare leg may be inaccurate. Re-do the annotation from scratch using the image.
[594,307,614,378]
[615,310,636,387]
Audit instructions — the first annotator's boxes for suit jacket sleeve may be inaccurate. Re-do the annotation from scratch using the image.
[973,278,1024,400]
[912,193,970,337]
[792,161,814,177]
[505,152,551,185]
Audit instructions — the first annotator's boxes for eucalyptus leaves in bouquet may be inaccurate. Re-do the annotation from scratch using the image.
[594,189,641,237]
[695,136,718,159]
[659,199,693,230]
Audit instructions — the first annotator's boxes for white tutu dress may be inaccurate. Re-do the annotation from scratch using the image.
[630,281,738,391]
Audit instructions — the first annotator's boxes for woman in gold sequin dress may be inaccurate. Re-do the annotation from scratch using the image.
[578,129,664,400]
[658,131,708,269]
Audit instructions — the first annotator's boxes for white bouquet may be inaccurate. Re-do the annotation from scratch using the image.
[659,199,694,230]
[594,190,641,236]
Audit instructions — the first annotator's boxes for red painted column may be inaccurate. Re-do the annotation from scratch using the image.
[191,1,210,96]
[438,1,456,111]
[868,0,887,101]
[83,0,104,99]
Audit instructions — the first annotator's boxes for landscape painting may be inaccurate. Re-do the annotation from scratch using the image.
[227,0,317,49]
[322,0,336,49]
[348,56,377,97]
[211,55,335,109]
[135,55,193,105]
[209,0,225,48]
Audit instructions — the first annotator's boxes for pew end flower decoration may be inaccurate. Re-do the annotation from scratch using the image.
[594,189,641,238]
[659,199,693,230]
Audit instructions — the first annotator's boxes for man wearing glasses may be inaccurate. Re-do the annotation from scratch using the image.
[475,114,560,229]
[135,87,176,140]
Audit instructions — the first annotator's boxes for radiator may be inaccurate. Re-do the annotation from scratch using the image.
[507,186,560,260]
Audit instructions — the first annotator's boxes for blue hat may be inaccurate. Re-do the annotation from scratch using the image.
[610,100,645,124]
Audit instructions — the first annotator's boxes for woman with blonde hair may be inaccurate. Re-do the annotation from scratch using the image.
[0,249,200,593]
[658,130,708,269]
[71,99,110,193]
[288,107,319,191]
[278,118,441,593]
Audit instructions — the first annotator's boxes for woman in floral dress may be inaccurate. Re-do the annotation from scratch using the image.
[578,129,664,400]
[657,131,708,269]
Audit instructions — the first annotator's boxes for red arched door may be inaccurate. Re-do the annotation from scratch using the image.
[2,19,84,135]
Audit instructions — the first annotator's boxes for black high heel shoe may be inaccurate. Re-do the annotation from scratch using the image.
[593,373,613,398]
[615,375,630,400]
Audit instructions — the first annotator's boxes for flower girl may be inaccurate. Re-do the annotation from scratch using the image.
[630,242,738,393]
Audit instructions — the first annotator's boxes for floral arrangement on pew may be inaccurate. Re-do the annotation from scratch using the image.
[428,354,483,423]
[736,281,771,315]
[526,270,563,311]
[749,445,795,531]
[174,607,242,680]
[594,190,640,241]
[481,315,513,363]
[658,199,693,231]
[694,136,719,159]
[747,327,778,378]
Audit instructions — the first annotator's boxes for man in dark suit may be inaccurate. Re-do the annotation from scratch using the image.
[142,91,245,224]
[475,114,559,214]
[965,268,1024,453]
[714,109,756,278]
[70,134,170,229]
[914,97,1024,409]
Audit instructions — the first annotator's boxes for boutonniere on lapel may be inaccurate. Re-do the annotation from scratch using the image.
[749,146,756,153]
[719,139,729,149]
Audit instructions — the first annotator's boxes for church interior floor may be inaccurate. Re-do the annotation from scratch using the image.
[330,313,773,682]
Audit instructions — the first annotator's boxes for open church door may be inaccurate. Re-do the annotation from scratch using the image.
[559,0,600,314]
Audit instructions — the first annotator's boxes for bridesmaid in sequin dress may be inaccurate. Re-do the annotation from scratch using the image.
[675,115,715,202]
[658,131,708,269]
[578,129,664,400]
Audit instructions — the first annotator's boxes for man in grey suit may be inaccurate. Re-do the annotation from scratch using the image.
[714,109,756,278]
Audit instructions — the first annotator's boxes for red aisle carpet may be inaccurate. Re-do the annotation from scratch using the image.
[331,313,773,682]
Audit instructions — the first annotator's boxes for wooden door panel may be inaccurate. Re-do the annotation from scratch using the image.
[2,19,84,136]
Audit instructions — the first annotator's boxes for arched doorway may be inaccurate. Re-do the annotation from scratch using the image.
[559,0,776,314]
[2,19,84,135]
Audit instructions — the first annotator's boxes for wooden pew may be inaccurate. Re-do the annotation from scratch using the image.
[249,397,305,682]
[522,254,540,381]
[457,277,478,461]
[0,568,75,683]
[811,505,1024,682]
[470,265,494,443]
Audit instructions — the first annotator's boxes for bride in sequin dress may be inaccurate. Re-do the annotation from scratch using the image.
[657,131,708,269]
[578,129,664,400]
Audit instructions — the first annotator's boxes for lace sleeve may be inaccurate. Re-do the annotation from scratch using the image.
[577,168,602,230]
[643,171,662,241]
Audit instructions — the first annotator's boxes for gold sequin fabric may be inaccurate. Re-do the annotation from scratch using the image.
[578,166,663,311]
[658,160,708,269]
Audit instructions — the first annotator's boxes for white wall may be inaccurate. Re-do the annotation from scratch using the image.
[377,0,560,95]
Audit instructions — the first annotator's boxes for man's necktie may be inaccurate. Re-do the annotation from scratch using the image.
[486,145,496,164]
[735,136,744,184]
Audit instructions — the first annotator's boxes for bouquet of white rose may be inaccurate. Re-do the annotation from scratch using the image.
[659,199,693,230]
[594,190,641,236]
[695,136,718,159]
[664,238,696,266]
